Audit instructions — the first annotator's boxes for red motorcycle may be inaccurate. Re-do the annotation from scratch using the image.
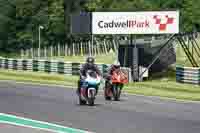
[104,69,128,101]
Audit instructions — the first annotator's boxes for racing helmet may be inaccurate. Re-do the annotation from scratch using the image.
[86,56,95,64]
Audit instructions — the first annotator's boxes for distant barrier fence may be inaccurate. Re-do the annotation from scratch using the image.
[176,66,200,85]
[0,57,133,82]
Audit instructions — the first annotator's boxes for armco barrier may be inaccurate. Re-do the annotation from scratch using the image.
[0,57,135,82]
[176,66,200,85]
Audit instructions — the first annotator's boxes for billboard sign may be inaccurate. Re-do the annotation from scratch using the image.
[71,13,91,34]
[92,11,179,34]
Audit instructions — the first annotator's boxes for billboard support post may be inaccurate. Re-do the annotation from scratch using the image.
[130,34,139,81]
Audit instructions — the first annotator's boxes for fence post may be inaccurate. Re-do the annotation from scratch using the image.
[50,46,53,57]
[103,39,108,54]
[21,49,24,58]
[94,45,97,56]
[58,43,60,57]
[89,41,91,56]
[44,47,47,58]
[113,38,117,52]
[73,43,75,56]
[91,40,93,56]
[31,48,34,59]
[81,41,83,56]
[37,48,40,58]
[65,44,68,56]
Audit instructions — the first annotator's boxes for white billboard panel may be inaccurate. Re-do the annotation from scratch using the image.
[92,11,179,34]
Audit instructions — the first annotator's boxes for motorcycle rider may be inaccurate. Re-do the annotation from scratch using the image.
[77,56,101,96]
[104,61,122,92]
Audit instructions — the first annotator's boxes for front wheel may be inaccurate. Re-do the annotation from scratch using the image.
[88,98,94,106]
[113,85,120,101]
[88,89,95,106]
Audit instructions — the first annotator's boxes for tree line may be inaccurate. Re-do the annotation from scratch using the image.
[0,0,199,54]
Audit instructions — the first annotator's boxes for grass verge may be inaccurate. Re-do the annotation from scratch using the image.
[0,69,200,101]
[0,69,78,87]
[62,52,116,64]
[19,52,117,64]
[125,81,200,101]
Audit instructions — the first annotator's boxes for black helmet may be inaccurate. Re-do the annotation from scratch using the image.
[86,56,95,64]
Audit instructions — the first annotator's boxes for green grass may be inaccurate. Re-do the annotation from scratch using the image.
[124,68,200,101]
[124,81,200,101]
[0,69,78,87]
[62,52,116,64]
[21,52,117,64]
[0,52,21,58]
[0,69,199,101]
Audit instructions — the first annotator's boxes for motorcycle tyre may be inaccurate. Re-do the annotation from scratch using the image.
[104,88,112,101]
[88,90,95,106]
[79,96,86,105]
[88,98,94,106]
[113,85,120,101]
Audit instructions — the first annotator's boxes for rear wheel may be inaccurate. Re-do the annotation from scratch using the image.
[79,96,86,105]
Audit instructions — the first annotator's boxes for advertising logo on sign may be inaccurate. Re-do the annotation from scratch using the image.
[92,11,179,34]
[153,15,175,31]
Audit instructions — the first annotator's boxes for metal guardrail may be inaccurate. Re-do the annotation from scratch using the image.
[0,57,135,83]
[0,57,105,75]
[176,66,200,85]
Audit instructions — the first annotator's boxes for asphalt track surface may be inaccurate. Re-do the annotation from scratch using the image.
[0,81,200,133]
[0,123,54,133]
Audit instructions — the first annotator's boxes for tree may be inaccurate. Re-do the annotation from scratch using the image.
[0,0,200,54]
[0,0,16,52]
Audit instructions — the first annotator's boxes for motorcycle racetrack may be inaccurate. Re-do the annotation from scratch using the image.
[0,81,200,133]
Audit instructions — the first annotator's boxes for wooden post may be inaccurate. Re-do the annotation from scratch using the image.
[113,38,117,52]
[103,39,108,54]
[100,41,103,54]
[58,43,60,57]
[37,48,40,58]
[50,46,53,57]
[94,45,97,56]
[44,47,47,58]
[65,44,67,56]
[81,42,83,56]
[73,43,75,56]
[88,41,91,56]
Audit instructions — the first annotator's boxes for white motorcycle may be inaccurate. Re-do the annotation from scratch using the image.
[79,70,101,106]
